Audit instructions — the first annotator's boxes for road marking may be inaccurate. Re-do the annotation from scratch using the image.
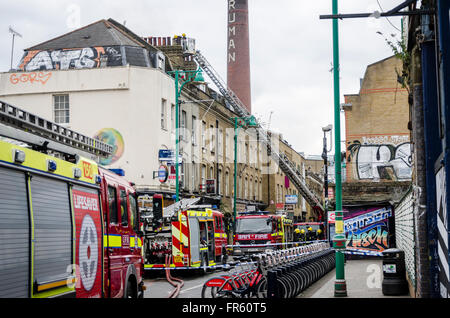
[179,283,204,294]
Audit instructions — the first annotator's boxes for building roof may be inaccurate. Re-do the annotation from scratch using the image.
[26,19,146,51]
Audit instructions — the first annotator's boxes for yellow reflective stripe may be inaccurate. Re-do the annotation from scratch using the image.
[199,247,208,251]
[104,235,122,248]
[36,279,75,292]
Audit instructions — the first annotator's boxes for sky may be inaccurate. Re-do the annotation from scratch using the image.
[0,0,404,157]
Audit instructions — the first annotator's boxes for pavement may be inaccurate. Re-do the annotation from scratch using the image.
[297,258,411,298]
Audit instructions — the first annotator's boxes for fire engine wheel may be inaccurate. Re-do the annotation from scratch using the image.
[124,277,137,298]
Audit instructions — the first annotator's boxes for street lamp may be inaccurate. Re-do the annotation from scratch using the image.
[330,0,347,297]
[232,115,258,228]
[321,124,332,244]
[167,67,204,202]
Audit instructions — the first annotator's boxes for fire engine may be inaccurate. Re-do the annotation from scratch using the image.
[233,211,293,256]
[0,101,144,298]
[139,194,228,271]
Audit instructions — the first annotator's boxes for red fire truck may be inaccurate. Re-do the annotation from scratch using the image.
[140,199,228,271]
[0,101,144,298]
[232,211,293,256]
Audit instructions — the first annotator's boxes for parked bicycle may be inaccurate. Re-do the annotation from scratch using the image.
[201,242,335,298]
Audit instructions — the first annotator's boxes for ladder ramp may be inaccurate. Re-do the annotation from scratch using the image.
[0,100,113,160]
[193,51,324,212]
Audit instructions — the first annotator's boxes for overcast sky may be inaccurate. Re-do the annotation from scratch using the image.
[0,0,404,156]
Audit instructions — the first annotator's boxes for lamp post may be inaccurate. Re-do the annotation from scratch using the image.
[168,68,204,202]
[330,0,347,297]
[321,124,332,243]
[232,115,258,228]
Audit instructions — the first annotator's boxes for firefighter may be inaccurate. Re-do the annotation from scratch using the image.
[293,228,301,242]
[306,227,315,241]
[299,229,306,242]
[317,228,323,240]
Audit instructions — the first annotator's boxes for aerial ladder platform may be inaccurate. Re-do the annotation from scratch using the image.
[0,100,113,161]
[193,51,324,214]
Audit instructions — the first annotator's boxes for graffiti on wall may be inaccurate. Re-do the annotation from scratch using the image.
[347,135,412,181]
[18,46,123,72]
[435,165,449,298]
[9,71,52,85]
[344,206,393,253]
[93,128,125,166]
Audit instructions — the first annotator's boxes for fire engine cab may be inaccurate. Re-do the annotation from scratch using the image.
[233,211,293,256]
[0,101,144,298]
[139,196,227,271]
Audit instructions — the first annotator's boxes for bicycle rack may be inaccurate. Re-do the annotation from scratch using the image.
[263,242,335,298]
[200,242,335,299]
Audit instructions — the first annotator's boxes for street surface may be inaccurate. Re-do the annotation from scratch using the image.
[143,269,227,298]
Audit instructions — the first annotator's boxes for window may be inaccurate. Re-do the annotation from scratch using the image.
[218,169,222,194]
[129,194,138,231]
[53,95,69,124]
[120,190,128,226]
[218,129,223,157]
[171,104,175,133]
[201,165,206,192]
[108,186,118,224]
[225,171,229,196]
[245,177,248,199]
[161,99,167,129]
[181,110,187,141]
[210,125,215,153]
[192,116,197,145]
[202,121,207,148]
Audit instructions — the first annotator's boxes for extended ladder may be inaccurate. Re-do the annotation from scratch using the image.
[193,51,324,212]
[0,100,113,161]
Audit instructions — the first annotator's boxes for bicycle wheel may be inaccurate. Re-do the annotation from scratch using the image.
[201,277,234,298]
[277,276,289,298]
[255,276,267,298]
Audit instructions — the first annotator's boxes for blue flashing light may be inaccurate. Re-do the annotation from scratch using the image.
[238,211,269,215]
[109,168,125,176]
[47,160,57,172]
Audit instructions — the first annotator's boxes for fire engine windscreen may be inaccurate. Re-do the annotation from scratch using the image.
[235,217,272,234]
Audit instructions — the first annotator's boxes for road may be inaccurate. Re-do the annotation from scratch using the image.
[143,268,227,298]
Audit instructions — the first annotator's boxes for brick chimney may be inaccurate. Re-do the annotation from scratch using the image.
[227,0,252,114]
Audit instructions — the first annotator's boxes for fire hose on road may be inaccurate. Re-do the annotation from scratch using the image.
[165,255,185,298]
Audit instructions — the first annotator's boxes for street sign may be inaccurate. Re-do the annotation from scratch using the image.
[285,195,298,204]
[206,179,216,194]
[328,211,336,224]
[158,165,168,183]
[159,149,182,164]
[285,204,294,211]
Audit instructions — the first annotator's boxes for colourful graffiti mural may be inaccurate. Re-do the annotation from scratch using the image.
[344,206,393,253]
[18,46,123,72]
[347,135,412,181]
[93,128,124,166]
